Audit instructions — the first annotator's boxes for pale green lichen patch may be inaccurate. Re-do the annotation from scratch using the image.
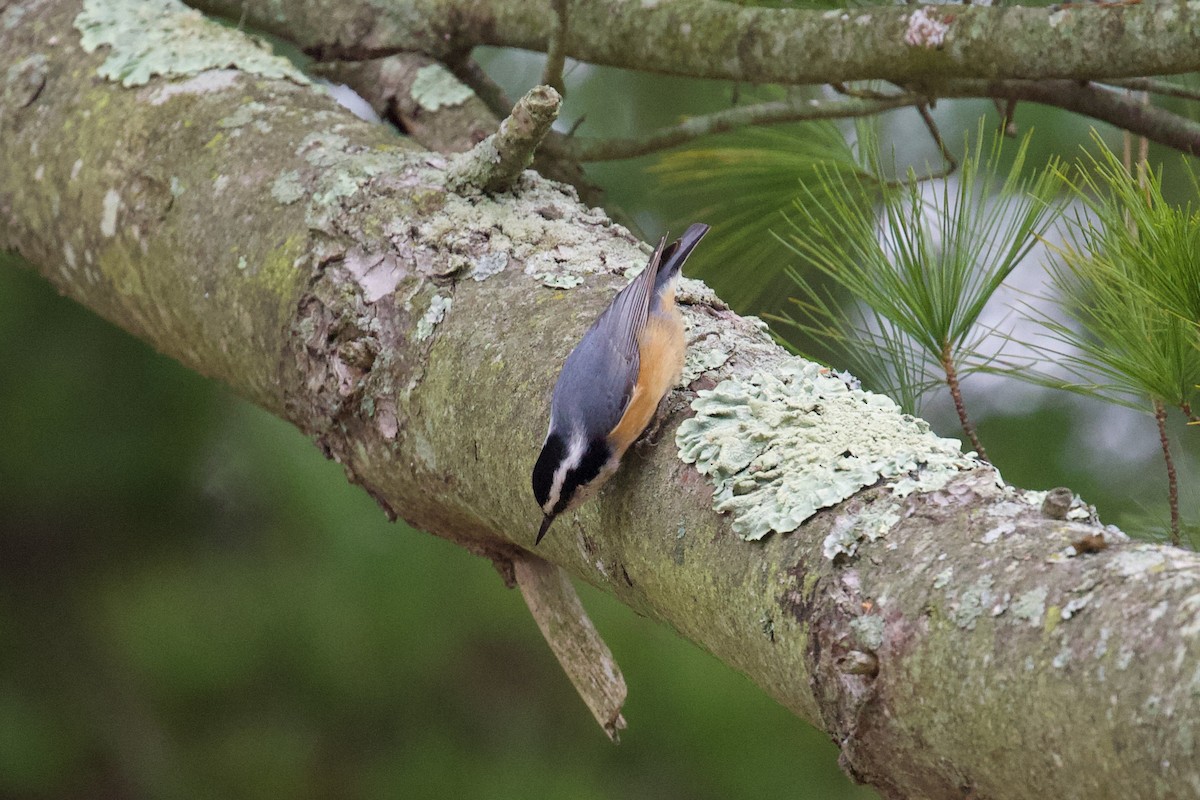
[76,0,309,88]
[850,614,885,650]
[1061,594,1089,620]
[675,359,975,540]
[1110,547,1169,579]
[291,131,417,232]
[1051,645,1071,669]
[1012,587,1049,627]
[822,501,901,561]
[271,170,305,205]
[933,567,953,590]
[5,53,48,108]
[4,4,27,30]
[219,101,272,132]
[680,341,730,386]
[416,294,452,340]
[410,63,474,111]
[540,273,583,289]
[472,252,509,281]
[950,574,995,630]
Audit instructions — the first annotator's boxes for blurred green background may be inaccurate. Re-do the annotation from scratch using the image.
[2,43,1197,800]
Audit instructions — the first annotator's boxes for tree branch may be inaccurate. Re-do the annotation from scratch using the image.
[540,0,569,95]
[189,0,1200,86]
[1106,76,1200,103]
[562,92,920,162]
[933,78,1200,156]
[311,53,495,152]
[7,3,1200,799]
[446,84,561,194]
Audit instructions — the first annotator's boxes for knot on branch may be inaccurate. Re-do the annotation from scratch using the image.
[446,85,562,194]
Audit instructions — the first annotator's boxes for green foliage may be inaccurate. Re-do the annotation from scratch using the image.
[1023,135,1200,413]
[651,120,869,310]
[773,123,1063,412]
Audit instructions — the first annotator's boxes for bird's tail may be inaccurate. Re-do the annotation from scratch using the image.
[654,222,710,294]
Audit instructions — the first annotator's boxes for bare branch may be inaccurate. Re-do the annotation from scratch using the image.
[563,93,920,162]
[1106,76,1200,103]
[915,101,959,177]
[933,78,1200,156]
[447,84,562,193]
[312,54,495,153]
[541,0,569,95]
[450,57,516,120]
[514,555,627,740]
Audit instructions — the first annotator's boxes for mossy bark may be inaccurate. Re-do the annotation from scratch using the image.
[189,0,1200,85]
[4,2,1200,798]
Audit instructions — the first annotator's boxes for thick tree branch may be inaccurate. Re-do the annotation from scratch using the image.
[190,0,1200,86]
[933,78,1200,157]
[188,0,1200,158]
[314,54,603,205]
[311,53,496,153]
[6,3,1200,799]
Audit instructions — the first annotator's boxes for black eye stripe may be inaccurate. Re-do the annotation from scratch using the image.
[554,439,611,515]
[532,433,566,508]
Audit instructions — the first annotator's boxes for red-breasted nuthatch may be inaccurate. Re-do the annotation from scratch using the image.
[531,224,710,544]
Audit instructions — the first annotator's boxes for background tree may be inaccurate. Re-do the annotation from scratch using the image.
[1,1,1198,799]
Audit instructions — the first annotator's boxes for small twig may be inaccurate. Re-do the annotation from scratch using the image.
[995,98,1018,137]
[513,555,627,740]
[541,0,569,94]
[562,93,919,162]
[1154,399,1182,546]
[942,341,988,462]
[1137,91,1151,198]
[871,101,960,188]
[1106,77,1200,103]
[915,102,959,177]
[565,114,587,138]
[446,85,562,194]
[449,58,515,120]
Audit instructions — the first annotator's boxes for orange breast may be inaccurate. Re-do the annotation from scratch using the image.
[606,288,686,456]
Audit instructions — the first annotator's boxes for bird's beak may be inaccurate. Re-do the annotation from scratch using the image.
[535,514,555,545]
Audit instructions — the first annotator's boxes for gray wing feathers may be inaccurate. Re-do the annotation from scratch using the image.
[549,237,668,438]
[605,235,667,366]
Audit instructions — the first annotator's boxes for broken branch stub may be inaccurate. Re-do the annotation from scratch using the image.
[446,84,562,194]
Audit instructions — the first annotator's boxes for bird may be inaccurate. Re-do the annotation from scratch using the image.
[531,224,710,545]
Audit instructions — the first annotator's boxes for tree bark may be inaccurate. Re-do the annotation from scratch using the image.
[189,0,1200,156]
[4,2,1200,799]
[189,0,1200,86]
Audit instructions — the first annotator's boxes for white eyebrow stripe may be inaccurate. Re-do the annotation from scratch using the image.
[544,432,587,513]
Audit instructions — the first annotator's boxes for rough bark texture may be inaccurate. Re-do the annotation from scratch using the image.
[5,2,1200,799]
[189,0,1200,157]
[189,0,1200,85]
